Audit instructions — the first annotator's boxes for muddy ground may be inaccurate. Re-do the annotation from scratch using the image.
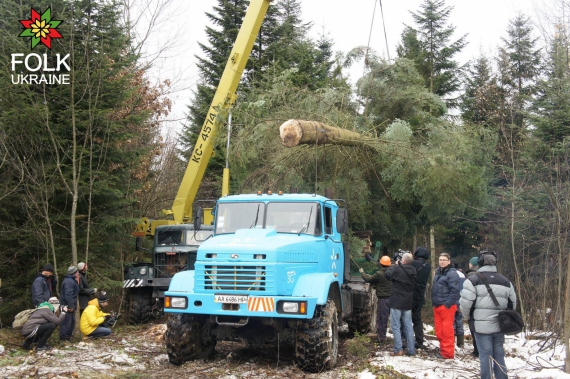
[0,322,410,379]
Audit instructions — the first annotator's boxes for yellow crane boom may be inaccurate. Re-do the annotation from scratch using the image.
[134,0,271,237]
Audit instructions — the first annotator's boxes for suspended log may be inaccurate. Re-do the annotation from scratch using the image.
[279,119,364,147]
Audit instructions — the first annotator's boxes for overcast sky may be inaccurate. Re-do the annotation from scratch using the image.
[142,0,539,135]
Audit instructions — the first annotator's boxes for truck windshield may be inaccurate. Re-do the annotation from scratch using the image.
[157,230,182,245]
[215,202,266,234]
[185,230,213,244]
[266,202,319,235]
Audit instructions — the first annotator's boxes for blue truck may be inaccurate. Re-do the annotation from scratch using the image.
[164,192,378,372]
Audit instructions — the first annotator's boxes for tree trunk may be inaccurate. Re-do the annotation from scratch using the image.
[563,252,570,373]
[279,119,364,147]
[430,225,436,278]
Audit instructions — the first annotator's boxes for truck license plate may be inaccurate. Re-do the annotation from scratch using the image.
[214,294,248,304]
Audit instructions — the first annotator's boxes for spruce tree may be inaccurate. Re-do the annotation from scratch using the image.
[531,33,570,145]
[498,14,542,128]
[396,0,466,108]
[460,55,503,128]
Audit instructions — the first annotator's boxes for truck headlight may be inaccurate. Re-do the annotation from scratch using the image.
[138,267,147,275]
[166,296,187,309]
[282,302,299,313]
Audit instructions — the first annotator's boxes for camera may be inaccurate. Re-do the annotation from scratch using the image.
[393,249,410,262]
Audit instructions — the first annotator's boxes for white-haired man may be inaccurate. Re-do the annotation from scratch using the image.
[384,252,416,356]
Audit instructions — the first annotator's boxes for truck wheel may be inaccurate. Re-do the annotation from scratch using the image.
[125,288,152,325]
[295,299,339,372]
[166,314,216,365]
[347,288,378,335]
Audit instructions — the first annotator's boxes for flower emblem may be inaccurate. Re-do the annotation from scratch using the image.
[19,8,63,49]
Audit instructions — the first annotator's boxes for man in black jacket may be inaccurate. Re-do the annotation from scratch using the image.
[77,262,97,316]
[360,255,392,344]
[385,252,417,356]
[31,264,57,307]
[411,247,431,349]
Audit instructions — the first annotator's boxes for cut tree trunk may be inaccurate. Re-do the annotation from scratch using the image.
[279,119,364,147]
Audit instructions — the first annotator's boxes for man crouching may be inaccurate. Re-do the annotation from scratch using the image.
[80,293,113,339]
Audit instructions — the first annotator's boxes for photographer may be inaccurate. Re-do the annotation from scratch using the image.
[21,297,66,351]
[80,293,114,339]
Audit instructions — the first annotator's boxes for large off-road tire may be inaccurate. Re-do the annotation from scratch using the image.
[125,288,152,325]
[166,314,216,365]
[346,288,378,335]
[295,299,339,373]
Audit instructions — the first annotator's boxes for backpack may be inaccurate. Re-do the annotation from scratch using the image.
[12,309,37,330]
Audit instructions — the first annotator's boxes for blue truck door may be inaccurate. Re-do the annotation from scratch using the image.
[324,205,342,283]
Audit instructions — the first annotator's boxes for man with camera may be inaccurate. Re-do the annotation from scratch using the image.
[384,252,417,356]
[80,293,115,339]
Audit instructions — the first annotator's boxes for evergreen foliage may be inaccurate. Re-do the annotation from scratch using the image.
[396,0,466,108]
[0,0,168,319]
[460,55,503,128]
[180,0,337,201]
[1,0,570,345]
[531,34,570,146]
[230,57,491,248]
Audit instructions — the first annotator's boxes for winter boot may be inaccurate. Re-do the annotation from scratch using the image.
[456,334,464,348]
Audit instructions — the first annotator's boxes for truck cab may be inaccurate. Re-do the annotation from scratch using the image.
[164,193,376,372]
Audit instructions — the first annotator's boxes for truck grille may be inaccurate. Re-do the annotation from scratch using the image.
[154,252,196,278]
[199,265,268,291]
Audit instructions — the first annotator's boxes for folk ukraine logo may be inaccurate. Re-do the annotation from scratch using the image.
[11,7,69,84]
[19,8,63,49]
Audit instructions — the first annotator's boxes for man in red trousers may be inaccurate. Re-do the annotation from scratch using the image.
[431,252,460,359]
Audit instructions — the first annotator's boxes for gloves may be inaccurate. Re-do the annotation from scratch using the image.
[104,315,111,322]
[60,305,68,313]
[359,268,364,274]
[93,288,97,293]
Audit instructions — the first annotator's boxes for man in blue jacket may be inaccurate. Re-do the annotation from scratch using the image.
[431,252,460,359]
[59,266,80,341]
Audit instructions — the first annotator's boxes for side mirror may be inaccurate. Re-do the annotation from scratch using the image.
[193,206,204,231]
[135,237,142,252]
[336,208,348,234]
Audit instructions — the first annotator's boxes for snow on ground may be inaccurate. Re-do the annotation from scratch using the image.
[2,321,570,378]
[366,328,570,379]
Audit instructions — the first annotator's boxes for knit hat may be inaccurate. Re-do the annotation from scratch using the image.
[38,301,55,312]
[77,262,86,271]
[48,297,60,308]
[469,257,479,267]
[42,264,54,273]
[67,266,78,275]
[98,294,109,302]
